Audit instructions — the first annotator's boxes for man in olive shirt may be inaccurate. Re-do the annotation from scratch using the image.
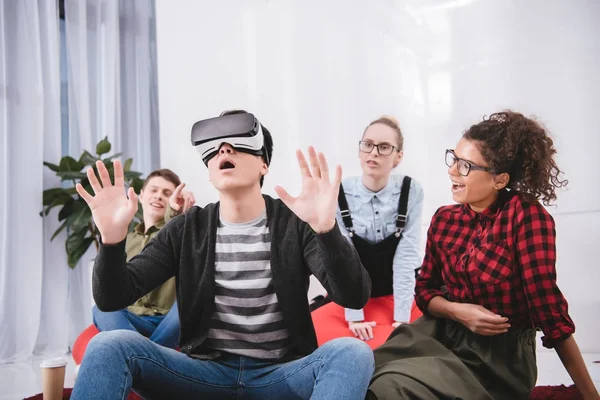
[91,168,196,348]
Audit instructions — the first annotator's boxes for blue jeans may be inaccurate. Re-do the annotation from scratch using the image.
[92,303,180,349]
[71,330,374,399]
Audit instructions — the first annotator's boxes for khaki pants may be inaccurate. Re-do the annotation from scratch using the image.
[368,315,537,400]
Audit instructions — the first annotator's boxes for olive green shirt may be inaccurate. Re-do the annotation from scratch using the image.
[126,206,179,316]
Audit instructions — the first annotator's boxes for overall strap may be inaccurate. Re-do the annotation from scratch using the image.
[395,176,412,237]
[337,183,355,236]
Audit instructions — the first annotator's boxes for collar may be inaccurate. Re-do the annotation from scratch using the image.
[356,178,395,205]
[461,189,510,222]
[134,219,166,235]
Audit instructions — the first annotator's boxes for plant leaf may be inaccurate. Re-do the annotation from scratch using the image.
[57,171,87,180]
[66,201,93,233]
[96,137,111,156]
[79,150,98,166]
[41,189,75,216]
[66,227,89,254]
[67,237,95,268]
[131,177,145,194]
[58,156,85,173]
[58,198,75,221]
[43,188,73,206]
[124,171,143,181]
[43,162,60,172]
[102,152,123,163]
[50,221,68,241]
[123,158,133,172]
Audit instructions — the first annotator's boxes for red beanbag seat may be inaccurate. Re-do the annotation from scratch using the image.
[72,324,100,365]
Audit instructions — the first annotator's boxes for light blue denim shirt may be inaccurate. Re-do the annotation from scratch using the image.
[337,175,424,323]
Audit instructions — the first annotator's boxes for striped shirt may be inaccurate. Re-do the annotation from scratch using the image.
[205,210,292,359]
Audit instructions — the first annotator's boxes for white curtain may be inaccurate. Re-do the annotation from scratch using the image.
[0,0,62,363]
[63,0,160,345]
[0,0,160,365]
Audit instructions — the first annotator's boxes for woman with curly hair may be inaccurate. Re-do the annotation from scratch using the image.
[368,111,599,399]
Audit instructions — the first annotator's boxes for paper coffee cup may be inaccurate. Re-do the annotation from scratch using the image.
[40,356,68,400]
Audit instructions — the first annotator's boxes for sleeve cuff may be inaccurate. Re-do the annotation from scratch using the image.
[345,308,365,322]
[541,327,575,349]
[415,290,444,313]
[313,221,347,252]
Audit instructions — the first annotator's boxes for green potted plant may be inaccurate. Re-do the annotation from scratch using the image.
[41,137,144,268]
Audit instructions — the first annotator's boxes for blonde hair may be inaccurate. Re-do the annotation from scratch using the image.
[363,115,403,151]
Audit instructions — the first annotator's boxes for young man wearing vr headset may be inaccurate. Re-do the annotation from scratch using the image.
[71,110,375,399]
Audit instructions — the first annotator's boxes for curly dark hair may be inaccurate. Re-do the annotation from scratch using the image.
[463,110,567,205]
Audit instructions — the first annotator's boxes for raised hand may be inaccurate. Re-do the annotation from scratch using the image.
[169,182,196,213]
[454,303,510,336]
[75,160,138,245]
[274,146,342,233]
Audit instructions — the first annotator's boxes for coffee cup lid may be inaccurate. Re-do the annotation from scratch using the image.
[40,356,68,368]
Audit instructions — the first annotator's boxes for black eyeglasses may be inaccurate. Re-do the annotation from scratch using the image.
[445,149,493,176]
[359,141,398,156]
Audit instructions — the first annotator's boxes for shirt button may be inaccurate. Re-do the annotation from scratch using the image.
[375,211,379,215]
[187,345,192,350]
[377,229,381,233]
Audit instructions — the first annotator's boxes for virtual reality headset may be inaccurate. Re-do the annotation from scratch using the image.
[191,113,269,165]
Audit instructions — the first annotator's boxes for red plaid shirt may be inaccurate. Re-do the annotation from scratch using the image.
[415,190,574,348]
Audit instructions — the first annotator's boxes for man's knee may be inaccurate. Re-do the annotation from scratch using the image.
[322,337,374,368]
[86,330,142,356]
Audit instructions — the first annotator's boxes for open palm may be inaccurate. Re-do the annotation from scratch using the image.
[75,160,138,244]
[274,146,342,233]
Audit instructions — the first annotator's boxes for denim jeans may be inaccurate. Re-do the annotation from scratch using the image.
[92,303,180,349]
[71,330,374,399]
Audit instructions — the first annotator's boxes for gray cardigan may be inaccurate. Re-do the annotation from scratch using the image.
[93,195,371,359]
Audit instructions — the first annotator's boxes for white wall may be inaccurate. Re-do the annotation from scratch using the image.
[155,0,600,352]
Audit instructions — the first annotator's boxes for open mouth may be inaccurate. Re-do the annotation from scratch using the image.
[150,202,164,209]
[451,180,465,192]
[219,160,236,170]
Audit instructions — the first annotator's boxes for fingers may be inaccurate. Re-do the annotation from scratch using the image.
[96,160,113,188]
[349,322,376,340]
[317,151,329,182]
[113,159,125,188]
[307,146,321,179]
[76,183,93,204]
[86,167,102,194]
[481,314,509,324]
[365,324,374,340]
[296,149,311,178]
[477,305,502,317]
[472,321,510,336]
[127,187,138,215]
[274,185,295,209]
[173,182,186,198]
[332,164,342,188]
[352,326,368,341]
[182,192,195,212]
[476,327,510,336]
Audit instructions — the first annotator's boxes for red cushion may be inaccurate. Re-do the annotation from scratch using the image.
[312,296,423,350]
[72,324,100,365]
